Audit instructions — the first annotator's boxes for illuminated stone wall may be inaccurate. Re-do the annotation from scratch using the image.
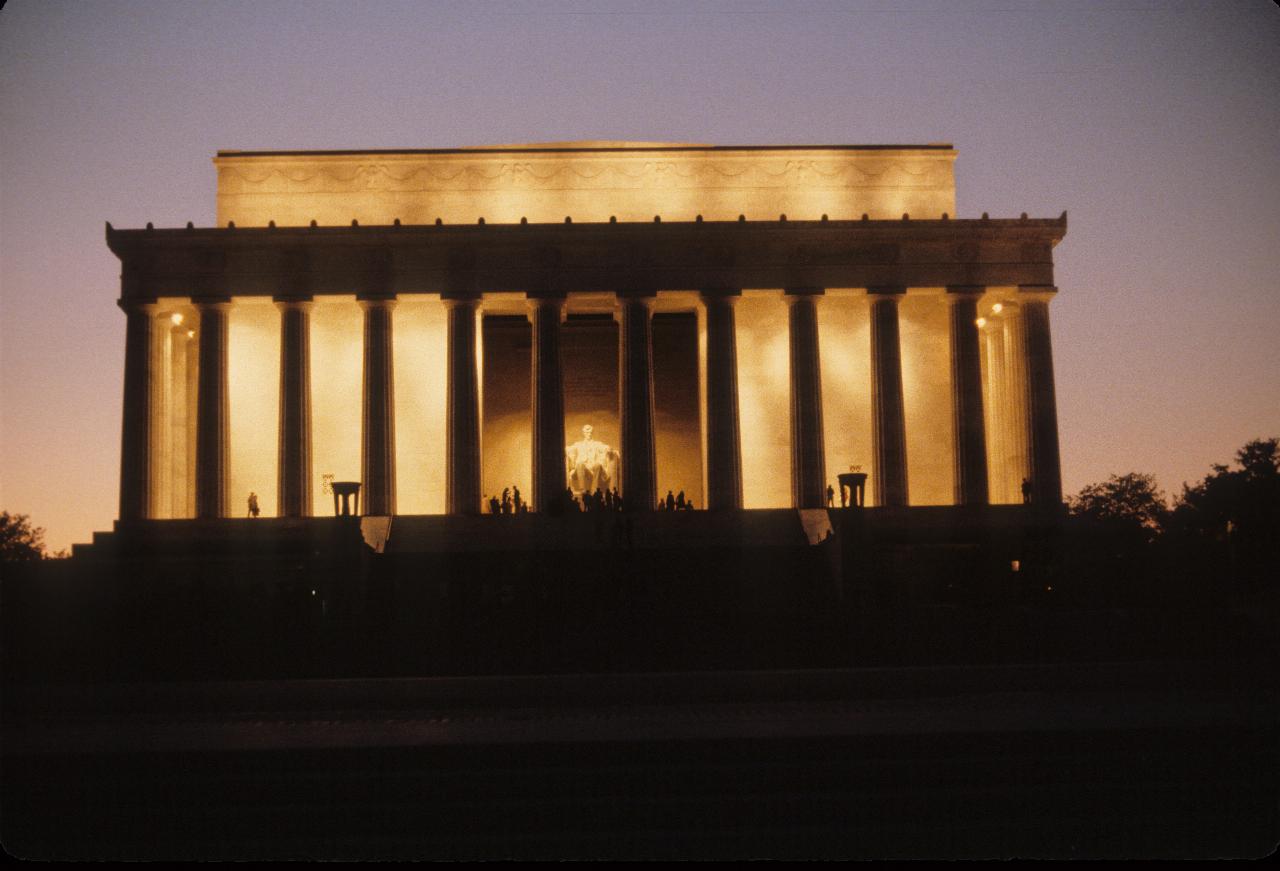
[818,292,875,504]
[481,316,533,505]
[215,143,956,227]
[394,297,448,515]
[227,299,280,518]
[653,313,702,508]
[736,292,791,509]
[164,289,973,517]
[899,292,955,506]
[309,297,363,515]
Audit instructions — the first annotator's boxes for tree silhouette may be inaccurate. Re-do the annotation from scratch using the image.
[1067,472,1168,543]
[0,512,47,562]
[1168,438,1279,595]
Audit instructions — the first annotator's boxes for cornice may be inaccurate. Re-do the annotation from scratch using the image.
[106,214,1067,256]
[105,215,1066,299]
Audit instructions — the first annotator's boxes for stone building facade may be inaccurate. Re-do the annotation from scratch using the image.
[108,142,1065,521]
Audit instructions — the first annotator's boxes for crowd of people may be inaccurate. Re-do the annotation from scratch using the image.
[486,486,529,515]
[484,486,699,514]
[658,490,694,511]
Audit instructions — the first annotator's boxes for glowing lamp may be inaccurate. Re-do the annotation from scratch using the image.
[991,303,1003,314]
[170,313,184,326]
[975,317,987,328]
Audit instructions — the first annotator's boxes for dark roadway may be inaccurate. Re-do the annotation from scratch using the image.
[3,662,1277,860]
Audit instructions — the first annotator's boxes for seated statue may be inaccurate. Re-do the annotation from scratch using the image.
[565,424,619,497]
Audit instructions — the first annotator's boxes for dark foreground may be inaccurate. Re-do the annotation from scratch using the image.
[4,662,1277,860]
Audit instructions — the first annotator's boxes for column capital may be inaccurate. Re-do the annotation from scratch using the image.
[356,293,397,310]
[191,296,233,313]
[946,284,987,300]
[700,287,742,302]
[526,289,567,302]
[117,297,161,314]
[1017,284,1058,301]
[784,286,824,298]
[616,288,657,302]
[273,294,314,309]
[526,293,566,325]
[867,285,907,297]
[440,292,480,308]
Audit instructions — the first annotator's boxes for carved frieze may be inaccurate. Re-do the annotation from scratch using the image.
[214,144,958,227]
[218,155,953,195]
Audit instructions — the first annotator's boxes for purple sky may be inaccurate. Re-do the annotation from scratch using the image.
[2,0,1278,551]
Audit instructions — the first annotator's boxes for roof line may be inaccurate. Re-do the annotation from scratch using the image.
[216,144,956,158]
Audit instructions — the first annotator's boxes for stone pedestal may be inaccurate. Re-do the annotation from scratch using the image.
[870,288,908,507]
[360,296,396,516]
[446,297,481,514]
[787,289,826,509]
[947,287,989,505]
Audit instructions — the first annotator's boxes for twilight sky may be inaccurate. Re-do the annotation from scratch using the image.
[1,0,1277,551]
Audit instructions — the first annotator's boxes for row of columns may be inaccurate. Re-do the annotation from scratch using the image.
[119,285,1061,520]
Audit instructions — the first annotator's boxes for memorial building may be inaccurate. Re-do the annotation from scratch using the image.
[108,141,1065,526]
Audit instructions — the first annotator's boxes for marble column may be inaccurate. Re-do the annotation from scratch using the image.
[445,296,481,514]
[360,296,396,516]
[947,287,989,505]
[276,297,313,517]
[194,298,231,519]
[981,318,1009,502]
[998,304,1030,502]
[701,289,743,510]
[118,299,161,521]
[150,316,176,518]
[1018,286,1063,508]
[786,288,826,509]
[529,294,566,512]
[869,287,908,507]
[618,292,657,511]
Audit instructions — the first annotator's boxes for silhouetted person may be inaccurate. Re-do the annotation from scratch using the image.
[1021,478,1033,504]
[512,485,522,512]
[488,495,501,515]
[676,490,686,510]
[562,487,580,513]
[247,491,260,518]
[827,484,835,507]
[665,490,676,512]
